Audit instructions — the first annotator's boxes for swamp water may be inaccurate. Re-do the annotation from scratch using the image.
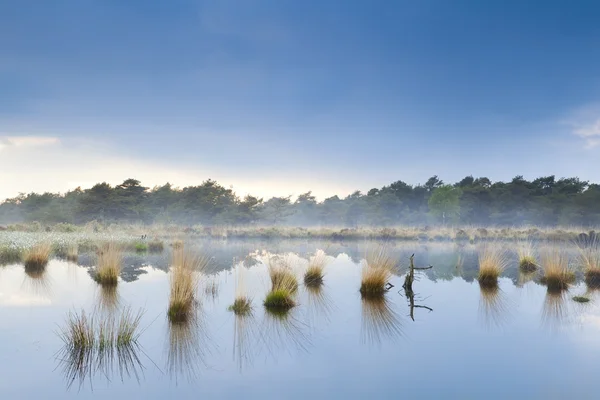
[1,240,599,399]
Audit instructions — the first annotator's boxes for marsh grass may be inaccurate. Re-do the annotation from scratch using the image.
[168,247,208,323]
[267,255,299,292]
[578,240,600,289]
[56,308,145,390]
[360,296,403,346]
[477,245,508,288]
[264,289,296,311]
[134,242,148,253]
[95,242,122,286]
[228,265,253,315]
[540,249,575,292]
[359,247,396,298]
[517,242,538,272]
[23,242,52,272]
[304,250,328,287]
[0,245,23,266]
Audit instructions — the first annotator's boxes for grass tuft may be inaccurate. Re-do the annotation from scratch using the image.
[95,242,122,286]
[267,255,299,292]
[359,247,395,298]
[578,241,600,289]
[477,245,508,288]
[229,297,252,315]
[168,246,208,323]
[304,250,328,287]
[23,242,52,272]
[264,289,296,311]
[540,249,575,292]
[134,242,148,253]
[517,242,538,272]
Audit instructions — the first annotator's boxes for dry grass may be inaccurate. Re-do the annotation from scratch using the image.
[23,242,52,272]
[517,242,538,272]
[304,250,328,287]
[540,248,575,292]
[229,265,252,315]
[578,240,600,289]
[168,247,208,323]
[95,242,122,286]
[267,255,299,293]
[477,245,508,288]
[359,247,395,298]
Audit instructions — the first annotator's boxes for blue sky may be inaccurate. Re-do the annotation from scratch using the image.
[1,0,600,200]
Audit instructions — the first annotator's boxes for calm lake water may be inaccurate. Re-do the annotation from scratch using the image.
[1,240,599,399]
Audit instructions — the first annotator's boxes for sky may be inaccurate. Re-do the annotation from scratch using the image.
[1,0,600,201]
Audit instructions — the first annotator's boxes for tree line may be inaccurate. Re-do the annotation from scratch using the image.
[1,175,599,227]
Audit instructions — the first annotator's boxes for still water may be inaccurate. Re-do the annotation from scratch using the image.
[1,240,599,399]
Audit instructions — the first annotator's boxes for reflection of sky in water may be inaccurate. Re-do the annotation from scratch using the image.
[0,244,600,399]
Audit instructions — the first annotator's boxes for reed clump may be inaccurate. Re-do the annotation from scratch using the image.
[229,297,252,315]
[23,242,52,272]
[168,247,207,323]
[359,247,395,298]
[304,250,328,287]
[95,242,122,286]
[0,245,23,266]
[517,242,538,272]
[578,241,600,289]
[477,246,508,288]
[540,249,575,292]
[229,265,252,315]
[268,256,299,292]
[263,289,296,311]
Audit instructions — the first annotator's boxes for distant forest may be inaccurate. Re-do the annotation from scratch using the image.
[1,175,599,227]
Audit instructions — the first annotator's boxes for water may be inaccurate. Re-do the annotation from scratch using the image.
[1,240,599,399]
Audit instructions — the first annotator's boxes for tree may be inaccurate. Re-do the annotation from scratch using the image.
[428,185,462,224]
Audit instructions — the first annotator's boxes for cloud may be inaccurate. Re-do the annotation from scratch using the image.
[567,105,600,148]
[0,136,60,151]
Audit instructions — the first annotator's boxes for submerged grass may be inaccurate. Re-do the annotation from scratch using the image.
[304,249,329,287]
[95,242,122,286]
[540,249,575,293]
[23,242,52,272]
[359,247,395,298]
[168,246,208,323]
[573,296,591,303]
[477,245,508,288]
